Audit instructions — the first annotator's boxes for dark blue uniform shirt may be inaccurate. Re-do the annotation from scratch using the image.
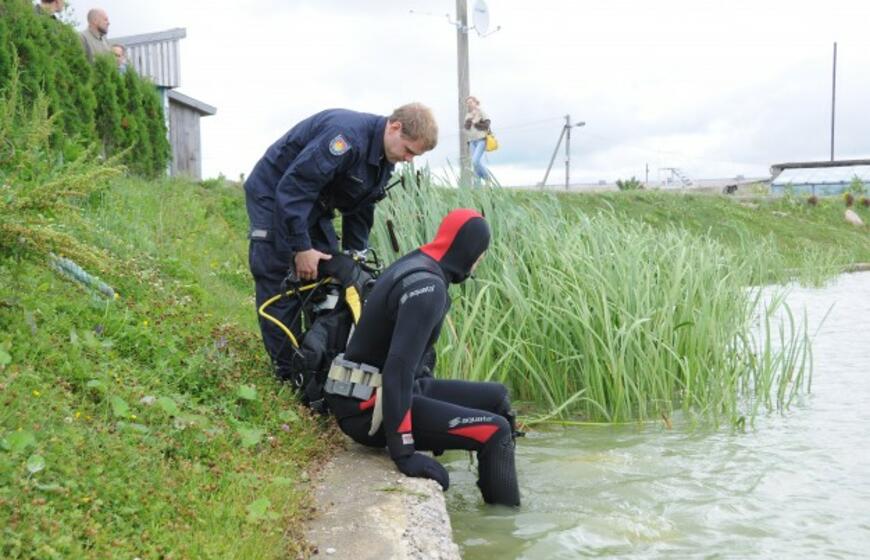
[244,109,395,255]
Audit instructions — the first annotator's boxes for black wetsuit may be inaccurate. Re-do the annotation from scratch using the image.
[325,210,520,506]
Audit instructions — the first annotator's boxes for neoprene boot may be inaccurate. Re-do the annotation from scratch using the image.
[477,433,520,506]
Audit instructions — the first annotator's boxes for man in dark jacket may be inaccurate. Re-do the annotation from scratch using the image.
[325,209,520,506]
[245,103,438,383]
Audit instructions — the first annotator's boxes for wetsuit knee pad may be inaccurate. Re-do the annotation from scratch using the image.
[476,431,520,507]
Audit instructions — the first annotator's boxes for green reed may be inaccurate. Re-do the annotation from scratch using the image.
[369,169,812,424]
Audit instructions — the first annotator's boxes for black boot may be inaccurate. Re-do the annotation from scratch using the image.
[477,433,520,506]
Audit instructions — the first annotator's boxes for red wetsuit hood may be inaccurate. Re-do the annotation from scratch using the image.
[419,208,490,283]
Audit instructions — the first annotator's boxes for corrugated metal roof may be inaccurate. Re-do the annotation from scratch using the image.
[771,165,870,186]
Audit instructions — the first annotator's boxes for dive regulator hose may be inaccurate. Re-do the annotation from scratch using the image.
[257,277,333,349]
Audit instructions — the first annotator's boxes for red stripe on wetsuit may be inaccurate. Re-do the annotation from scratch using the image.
[447,423,499,443]
[359,398,413,435]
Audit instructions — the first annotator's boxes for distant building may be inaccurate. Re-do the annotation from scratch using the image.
[113,28,216,180]
[770,159,870,196]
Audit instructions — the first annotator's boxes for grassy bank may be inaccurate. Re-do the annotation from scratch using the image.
[1,177,334,558]
[2,169,868,557]
[551,189,870,282]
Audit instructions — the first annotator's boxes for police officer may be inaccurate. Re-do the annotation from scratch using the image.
[245,103,438,383]
[325,209,521,506]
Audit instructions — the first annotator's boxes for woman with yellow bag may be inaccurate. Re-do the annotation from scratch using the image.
[464,96,495,185]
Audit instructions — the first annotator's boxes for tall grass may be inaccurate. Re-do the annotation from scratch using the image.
[369,169,813,424]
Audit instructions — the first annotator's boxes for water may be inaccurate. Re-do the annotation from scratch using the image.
[446,271,870,559]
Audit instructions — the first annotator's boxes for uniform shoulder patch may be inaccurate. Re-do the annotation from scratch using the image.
[329,134,351,156]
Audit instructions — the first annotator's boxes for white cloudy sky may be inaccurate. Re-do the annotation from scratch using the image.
[69,1,870,186]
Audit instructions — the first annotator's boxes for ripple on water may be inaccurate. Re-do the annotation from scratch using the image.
[448,272,870,559]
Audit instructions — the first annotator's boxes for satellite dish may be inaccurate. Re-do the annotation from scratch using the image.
[472,0,490,35]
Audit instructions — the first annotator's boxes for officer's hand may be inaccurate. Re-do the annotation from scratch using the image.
[294,249,331,281]
[394,453,449,491]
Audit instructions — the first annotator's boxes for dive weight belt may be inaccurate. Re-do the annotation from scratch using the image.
[325,354,384,436]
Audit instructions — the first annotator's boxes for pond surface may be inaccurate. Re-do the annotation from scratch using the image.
[445,271,870,559]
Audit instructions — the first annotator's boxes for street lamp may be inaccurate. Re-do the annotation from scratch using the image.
[540,116,586,189]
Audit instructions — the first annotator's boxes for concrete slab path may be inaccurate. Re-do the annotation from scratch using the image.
[306,438,460,560]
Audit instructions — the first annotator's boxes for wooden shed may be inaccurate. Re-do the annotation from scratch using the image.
[114,28,216,180]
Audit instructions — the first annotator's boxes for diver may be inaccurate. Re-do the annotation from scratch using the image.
[323,209,520,506]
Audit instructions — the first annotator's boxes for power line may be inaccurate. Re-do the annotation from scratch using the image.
[440,115,563,139]
[441,113,764,170]
[578,130,761,168]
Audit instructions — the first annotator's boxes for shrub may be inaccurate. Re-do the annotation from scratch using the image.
[137,74,171,176]
[0,6,14,86]
[3,0,97,154]
[121,67,154,175]
[844,193,854,207]
[0,65,123,264]
[91,54,125,154]
[0,0,168,177]
[616,176,644,191]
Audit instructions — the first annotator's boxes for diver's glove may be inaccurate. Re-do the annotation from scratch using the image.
[394,453,449,491]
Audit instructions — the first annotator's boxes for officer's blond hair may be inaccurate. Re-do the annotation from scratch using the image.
[389,103,438,151]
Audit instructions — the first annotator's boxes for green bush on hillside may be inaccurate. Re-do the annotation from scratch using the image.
[1,0,97,156]
[121,67,171,177]
[91,54,124,154]
[139,77,171,176]
[0,64,122,264]
[0,0,168,176]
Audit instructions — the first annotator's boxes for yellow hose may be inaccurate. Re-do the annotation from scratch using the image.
[257,278,334,349]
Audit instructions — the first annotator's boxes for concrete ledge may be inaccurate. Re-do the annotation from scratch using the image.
[306,439,460,560]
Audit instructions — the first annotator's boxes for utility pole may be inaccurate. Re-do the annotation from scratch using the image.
[645,163,649,185]
[413,1,499,187]
[831,41,837,162]
[456,0,471,187]
[540,116,585,189]
[564,115,572,189]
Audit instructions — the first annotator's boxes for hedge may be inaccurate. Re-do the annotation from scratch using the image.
[0,0,169,177]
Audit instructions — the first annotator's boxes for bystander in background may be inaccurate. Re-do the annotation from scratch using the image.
[79,8,112,62]
[111,43,128,72]
[464,95,493,185]
[34,0,65,19]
